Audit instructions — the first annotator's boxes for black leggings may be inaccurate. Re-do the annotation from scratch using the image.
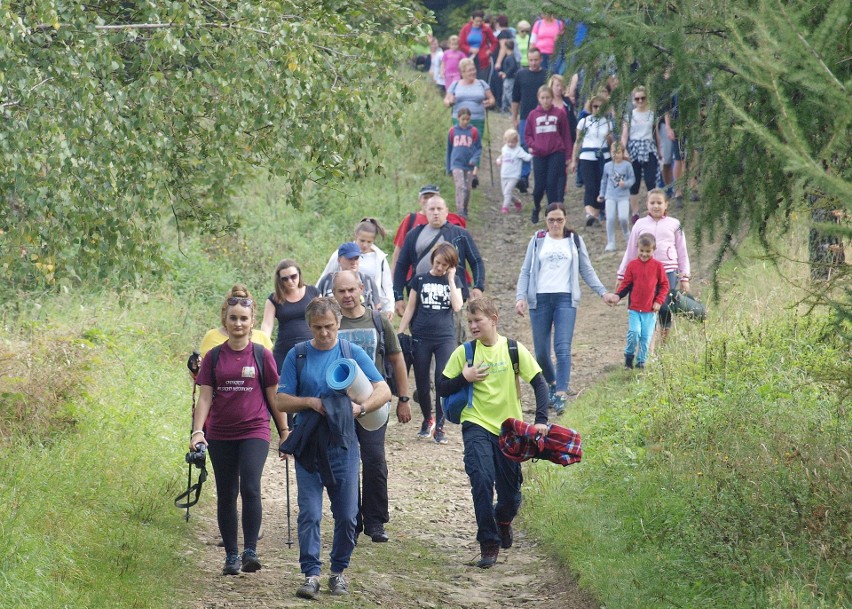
[207,438,269,555]
[579,157,606,209]
[411,335,456,426]
[532,151,566,209]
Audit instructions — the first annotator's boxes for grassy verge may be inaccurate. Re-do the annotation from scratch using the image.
[521,237,851,608]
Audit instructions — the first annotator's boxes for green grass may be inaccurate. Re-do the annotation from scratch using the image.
[521,239,851,608]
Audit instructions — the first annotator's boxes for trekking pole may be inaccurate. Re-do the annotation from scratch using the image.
[285,458,293,548]
[485,109,495,187]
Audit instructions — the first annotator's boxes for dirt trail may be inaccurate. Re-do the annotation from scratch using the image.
[188,112,640,609]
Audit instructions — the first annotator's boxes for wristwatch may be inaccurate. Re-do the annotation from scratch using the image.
[358,405,366,418]
[398,396,410,403]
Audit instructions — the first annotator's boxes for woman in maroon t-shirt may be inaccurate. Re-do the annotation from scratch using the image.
[191,288,289,576]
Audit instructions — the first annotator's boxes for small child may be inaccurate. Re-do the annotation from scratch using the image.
[446,107,481,218]
[598,142,636,252]
[495,128,533,214]
[441,35,466,90]
[498,39,519,113]
[429,36,445,94]
[613,234,669,369]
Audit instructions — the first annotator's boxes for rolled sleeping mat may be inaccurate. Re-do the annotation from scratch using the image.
[325,358,389,431]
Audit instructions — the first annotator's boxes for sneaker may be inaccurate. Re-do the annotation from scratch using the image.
[365,526,389,543]
[417,418,435,439]
[604,244,617,253]
[625,355,634,369]
[497,522,514,549]
[328,573,349,596]
[585,214,597,227]
[501,206,509,215]
[434,429,448,444]
[530,207,540,224]
[548,384,557,406]
[241,548,261,573]
[513,198,522,212]
[636,362,645,369]
[222,553,241,576]
[476,543,500,569]
[297,575,320,599]
[552,393,566,415]
[631,213,640,226]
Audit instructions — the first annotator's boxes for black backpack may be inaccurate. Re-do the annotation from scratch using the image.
[369,310,399,396]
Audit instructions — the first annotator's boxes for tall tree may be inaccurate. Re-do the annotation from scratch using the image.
[1,0,427,289]
[522,0,850,319]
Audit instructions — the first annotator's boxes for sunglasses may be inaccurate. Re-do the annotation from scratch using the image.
[278,273,299,283]
[227,297,253,307]
[634,96,646,101]
[592,105,601,109]
[519,29,529,33]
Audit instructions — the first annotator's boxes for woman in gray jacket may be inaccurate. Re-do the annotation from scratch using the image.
[515,203,617,412]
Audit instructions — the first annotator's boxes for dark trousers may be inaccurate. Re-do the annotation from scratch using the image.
[532,150,567,209]
[412,335,456,426]
[579,157,606,209]
[207,438,269,555]
[462,422,523,547]
[630,156,659,194]
[658,271,678,329]
[355,420,389,533]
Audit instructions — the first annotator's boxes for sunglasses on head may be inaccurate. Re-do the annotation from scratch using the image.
[227,297,253,307]
[278,273,299,283]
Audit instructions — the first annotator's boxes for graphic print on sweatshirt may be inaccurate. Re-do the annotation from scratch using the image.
[452,132,476,148]
[534,113,559,135]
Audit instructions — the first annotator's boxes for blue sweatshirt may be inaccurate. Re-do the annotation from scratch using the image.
[446,124,482,173]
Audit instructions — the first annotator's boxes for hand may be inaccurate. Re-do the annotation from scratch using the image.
[278,429,290,460]
[351,401,365,418]
[618,180,625,188]
[471,288,483,299]
[447,267,457,281]
[396,400,412,423]
[568,159,577,173]
[384,309,394,321]
[512,116,519,128]
[462,361,490,383]
[495,157,503,166]
[395,300,406,317]
[603,293,619,305]
[652,303,661,312]
[597,195,604,203]
[515,300,527,316]
[533,423,549,436]
[307,397,325,416]
[679,279,690,293]
[667,128,676,141]
[189,433,208,453]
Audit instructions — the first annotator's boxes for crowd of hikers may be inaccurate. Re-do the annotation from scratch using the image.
[186,7,705,599]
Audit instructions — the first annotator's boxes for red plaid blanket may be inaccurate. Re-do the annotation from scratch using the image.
[498,418,582,466]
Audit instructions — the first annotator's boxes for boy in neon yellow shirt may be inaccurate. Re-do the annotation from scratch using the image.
[438,296,549,568]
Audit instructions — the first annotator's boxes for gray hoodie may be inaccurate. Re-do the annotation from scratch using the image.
[515,230,607,309]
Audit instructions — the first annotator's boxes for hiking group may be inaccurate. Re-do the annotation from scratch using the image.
[188,6,704,600]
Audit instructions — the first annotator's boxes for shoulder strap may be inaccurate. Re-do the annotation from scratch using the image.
[507,338,521,401]
[210,345,222,397]
[371,310,386,360]
[339,338,353,360]
[407,212,418,233]
[295,341,308,397]
[252,342,283,435]
[415,224,446,267]
[464,341,476,407]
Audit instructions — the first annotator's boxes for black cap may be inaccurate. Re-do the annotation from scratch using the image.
[419,184,440,196]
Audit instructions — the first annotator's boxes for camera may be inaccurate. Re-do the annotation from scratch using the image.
[186,350,202,377]
[185,442,206,468]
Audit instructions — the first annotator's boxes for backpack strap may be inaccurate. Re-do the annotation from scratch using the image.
[294,341,308,397]
[339,338,353,360]
[407,212,418,233]
[464,341,477,407]
[507,338,521,400]
[252,342,283,435]
[210,344,222,397]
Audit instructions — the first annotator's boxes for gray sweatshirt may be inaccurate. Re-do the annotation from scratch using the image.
[599,159,635,201]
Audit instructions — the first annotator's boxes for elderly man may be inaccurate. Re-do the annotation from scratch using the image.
[276,297,391,599]
[392,195,485,318]
[332,271,411,543]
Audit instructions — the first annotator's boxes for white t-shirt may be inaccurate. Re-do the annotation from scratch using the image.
[576,116,613,160]
[536,235,573,294]
[431,49,445,86]
[627,109,654,141]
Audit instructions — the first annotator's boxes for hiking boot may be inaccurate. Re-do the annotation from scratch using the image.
[434,428,448,444]
[241,548,261,573]
[296,575,320,599]
[222,553,241,576]
[552,393,566,415]
[530,207,540,224]
[365,526,389,543]
[476,543,500,569]
[417,418,435,439]
[328,573,349,596]
[625,355,634,369]
[636,362,645,369]
[498,522,514,549]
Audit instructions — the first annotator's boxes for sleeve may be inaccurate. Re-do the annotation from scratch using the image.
[618,223,641,279]
[616,263,634,298]
[380,316,402,354]
[441,343,466,379]
[437,344,468,396]
[518,147,533,162]
[515,236,536,301]
[261,347,280,388]
[378,252,394,311]
[523,113,535,148]
[318,250,339,283]
[277,349,298,394]
[462,231,486,291]
[512,76,522,103]
[393,230,417,300]
[674,221,691,279]
[458,23,471,55]
[517,341,542,383]
[470,128,482,166]
[624,162,636,190]
[599,163,610,198]
[392,217,409,249]
[353,344,383,382]
[576,235,607,296]
[530,19,540,44]
[446,127,454,174]
[654,263,669,304]
[196,349,215,388]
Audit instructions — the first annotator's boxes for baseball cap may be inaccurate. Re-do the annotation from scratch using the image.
[419,184,440,197]
[338,242,361,259]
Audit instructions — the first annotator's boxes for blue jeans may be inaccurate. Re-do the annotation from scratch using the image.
[626,310,657,364]
[529,292,577,392]
[462,422,522,547]
[295,443,360,576]
[518,118,531,179]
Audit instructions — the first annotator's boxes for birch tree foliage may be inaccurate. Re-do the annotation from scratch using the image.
[1,0,427,289]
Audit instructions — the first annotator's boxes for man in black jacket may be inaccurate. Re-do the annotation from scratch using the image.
[392,196,485,318]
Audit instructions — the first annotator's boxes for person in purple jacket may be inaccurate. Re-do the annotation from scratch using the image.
[524,86,572,224]
[446,107,482,218]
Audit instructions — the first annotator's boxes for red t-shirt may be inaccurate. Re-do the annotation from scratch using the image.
[196,342,279,441]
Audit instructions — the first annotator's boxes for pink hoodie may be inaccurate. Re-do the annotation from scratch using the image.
[617,215,691,280]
